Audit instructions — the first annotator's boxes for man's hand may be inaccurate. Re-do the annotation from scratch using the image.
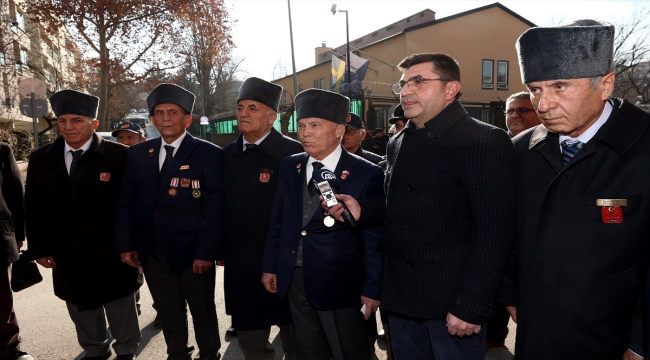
[120,251,142,268]
[506,306,517,323]
[262,272,277,293]
[361,296,380,320]
[17,241,24,251]
[446,313,481,337]
[192,259,214,274]
[35,256,57,269]
[216,260,225,266]
[321,194,361,222]
[623,349,643,360]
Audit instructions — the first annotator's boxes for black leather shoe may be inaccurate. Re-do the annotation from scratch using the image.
[82,351,111,360]
[116,354,136,360]
[13,351,34,360]
[154,315,162,328]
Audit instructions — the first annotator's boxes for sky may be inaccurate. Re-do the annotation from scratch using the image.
[223,0,648,81]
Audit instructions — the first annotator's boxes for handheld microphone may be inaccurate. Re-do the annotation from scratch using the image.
[311,169,357,230]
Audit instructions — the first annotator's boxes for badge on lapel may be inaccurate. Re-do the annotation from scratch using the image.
[597,199,627,224]
[180,165,190,170]
[296,163,301,174]
[341,170,350,180]
[149,148,154,157]
[260,168,273,183]
[99,172,110,181]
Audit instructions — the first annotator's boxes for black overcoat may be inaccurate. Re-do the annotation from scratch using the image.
[360,100,517,325]
[499,99,650,358]
[26,134,142,310]
[222,129,302,328]
[0,143,24,266]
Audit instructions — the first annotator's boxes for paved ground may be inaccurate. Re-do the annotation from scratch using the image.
[14,266,515,359]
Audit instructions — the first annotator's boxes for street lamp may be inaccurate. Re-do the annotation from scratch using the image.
[331,4,351,91]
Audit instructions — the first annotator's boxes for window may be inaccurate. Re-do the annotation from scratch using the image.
[298,84,303,92]
[354,38,363,44]
[0,52,5,66]
[371,32,378,37]
[406,18,411,23]
[497,61,508,90]
[314,80,319,89]
[16,11,25,32]
[420,12,425,17]
[21,49,27,66]
[319,78,325,89]
[482,60,493,89]
[386,24,395,31]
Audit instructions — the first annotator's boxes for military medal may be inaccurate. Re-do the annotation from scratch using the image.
[192,179,201,198]
[169,177,179,197]
[596,199,627,224]
[324,215,335,227]
[259,168,273,183]
[99,172,110,181]
[180,178,190,187]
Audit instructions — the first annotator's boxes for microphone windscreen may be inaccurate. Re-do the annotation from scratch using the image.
[312,169,340,190]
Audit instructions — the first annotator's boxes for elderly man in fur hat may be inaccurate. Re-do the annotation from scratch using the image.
[221,77,301,360]
[262,89,384,359]
[26,90,142,360]
[116,83,224,360]
[498,20,650,360]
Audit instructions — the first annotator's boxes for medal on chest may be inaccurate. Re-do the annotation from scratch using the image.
[259,168,273,183]
[192,179,201,198]
[168,177,180,196]
[324,215,335,227]
[596,199,627,224]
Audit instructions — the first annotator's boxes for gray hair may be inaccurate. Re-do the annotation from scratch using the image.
[589,76,603,90]
[506,91,531,104]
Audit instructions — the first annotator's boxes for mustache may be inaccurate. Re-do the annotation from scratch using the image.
[401,96,419,105]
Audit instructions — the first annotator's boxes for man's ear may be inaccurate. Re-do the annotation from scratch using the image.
[184,114,192,128]
[600,72,615,100]
[92,119,100,130]
[445,81,461,102]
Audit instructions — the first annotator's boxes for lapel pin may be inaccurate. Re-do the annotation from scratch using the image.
[149,148,154,157]
[297,163,302,174]
[341,170,350,179]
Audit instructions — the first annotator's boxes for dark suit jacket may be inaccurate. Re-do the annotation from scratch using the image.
[115,133,224,270]
[499,99,650,359]
[262,147,384,311]
[0,143,24,267]
[222,129,302,328]
[26,134,142,309]
[360,100,517,325]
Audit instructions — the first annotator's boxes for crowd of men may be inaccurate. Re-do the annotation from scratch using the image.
[1,19,650,360]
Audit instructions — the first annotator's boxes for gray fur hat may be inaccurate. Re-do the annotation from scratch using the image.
[147,83,195,116]
[516,19,615,83]
[237,77,283,112]
[49,90,99,118]
[295,89,349,124]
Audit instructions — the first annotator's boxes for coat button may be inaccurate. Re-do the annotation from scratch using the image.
[406,261,415,267]
[154,211,159,215]
[407,185,414,191]
[303,215,309,219]
[301,230,307,236]
[308,200,313,204]
[291,250,296,254]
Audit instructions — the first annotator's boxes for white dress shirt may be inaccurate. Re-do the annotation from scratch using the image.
[64,136,93,175]
[159,131,187,171]
[305,145,343,184]
[242,130,272,151]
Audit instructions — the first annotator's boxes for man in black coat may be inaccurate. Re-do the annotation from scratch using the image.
[222,77,301,360]
[330,53,517,360]
[341,112,383,165]
[0,143,32,360]
[498,20,650,360]
[26,90,142,360]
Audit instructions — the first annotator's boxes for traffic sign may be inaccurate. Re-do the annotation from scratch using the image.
[18,78,47,99]
[19,98,48,118]
[200,116,209,125]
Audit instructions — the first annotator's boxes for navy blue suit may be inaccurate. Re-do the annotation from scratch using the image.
[115,133,224,359]
[262,148,384,310]
[115,134,224,268]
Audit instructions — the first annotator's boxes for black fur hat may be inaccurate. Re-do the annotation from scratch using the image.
[295,89,349,124]
[237,77,283,112]
[49,90,99,118]
[147,83,195,116]
[516,19,615,83]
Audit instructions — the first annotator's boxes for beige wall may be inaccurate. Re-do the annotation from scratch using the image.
[275,5,532,103]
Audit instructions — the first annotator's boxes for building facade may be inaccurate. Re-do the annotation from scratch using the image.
[0,0,83,134]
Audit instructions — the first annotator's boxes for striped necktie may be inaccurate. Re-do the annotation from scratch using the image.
[561,140,584,166]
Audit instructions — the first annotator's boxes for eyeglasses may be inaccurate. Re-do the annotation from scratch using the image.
[505,107,534,116]
[392,76,450,94]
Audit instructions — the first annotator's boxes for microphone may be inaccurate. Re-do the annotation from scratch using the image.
[311,169,357,230]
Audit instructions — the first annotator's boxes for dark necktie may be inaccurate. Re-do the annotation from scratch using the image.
[245,143,258,151]
[160,145,175,180]
[69,149,83,177]
[307,162,325,197]
[561,140,584,166]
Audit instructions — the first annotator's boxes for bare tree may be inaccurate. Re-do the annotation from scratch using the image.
[612,7,650,103]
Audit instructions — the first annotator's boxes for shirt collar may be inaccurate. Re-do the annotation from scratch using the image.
[559,101,612,145]
[64,135,93,153]
[306,144,343,183]
[242,129,272,151]
[161,131,187,149]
